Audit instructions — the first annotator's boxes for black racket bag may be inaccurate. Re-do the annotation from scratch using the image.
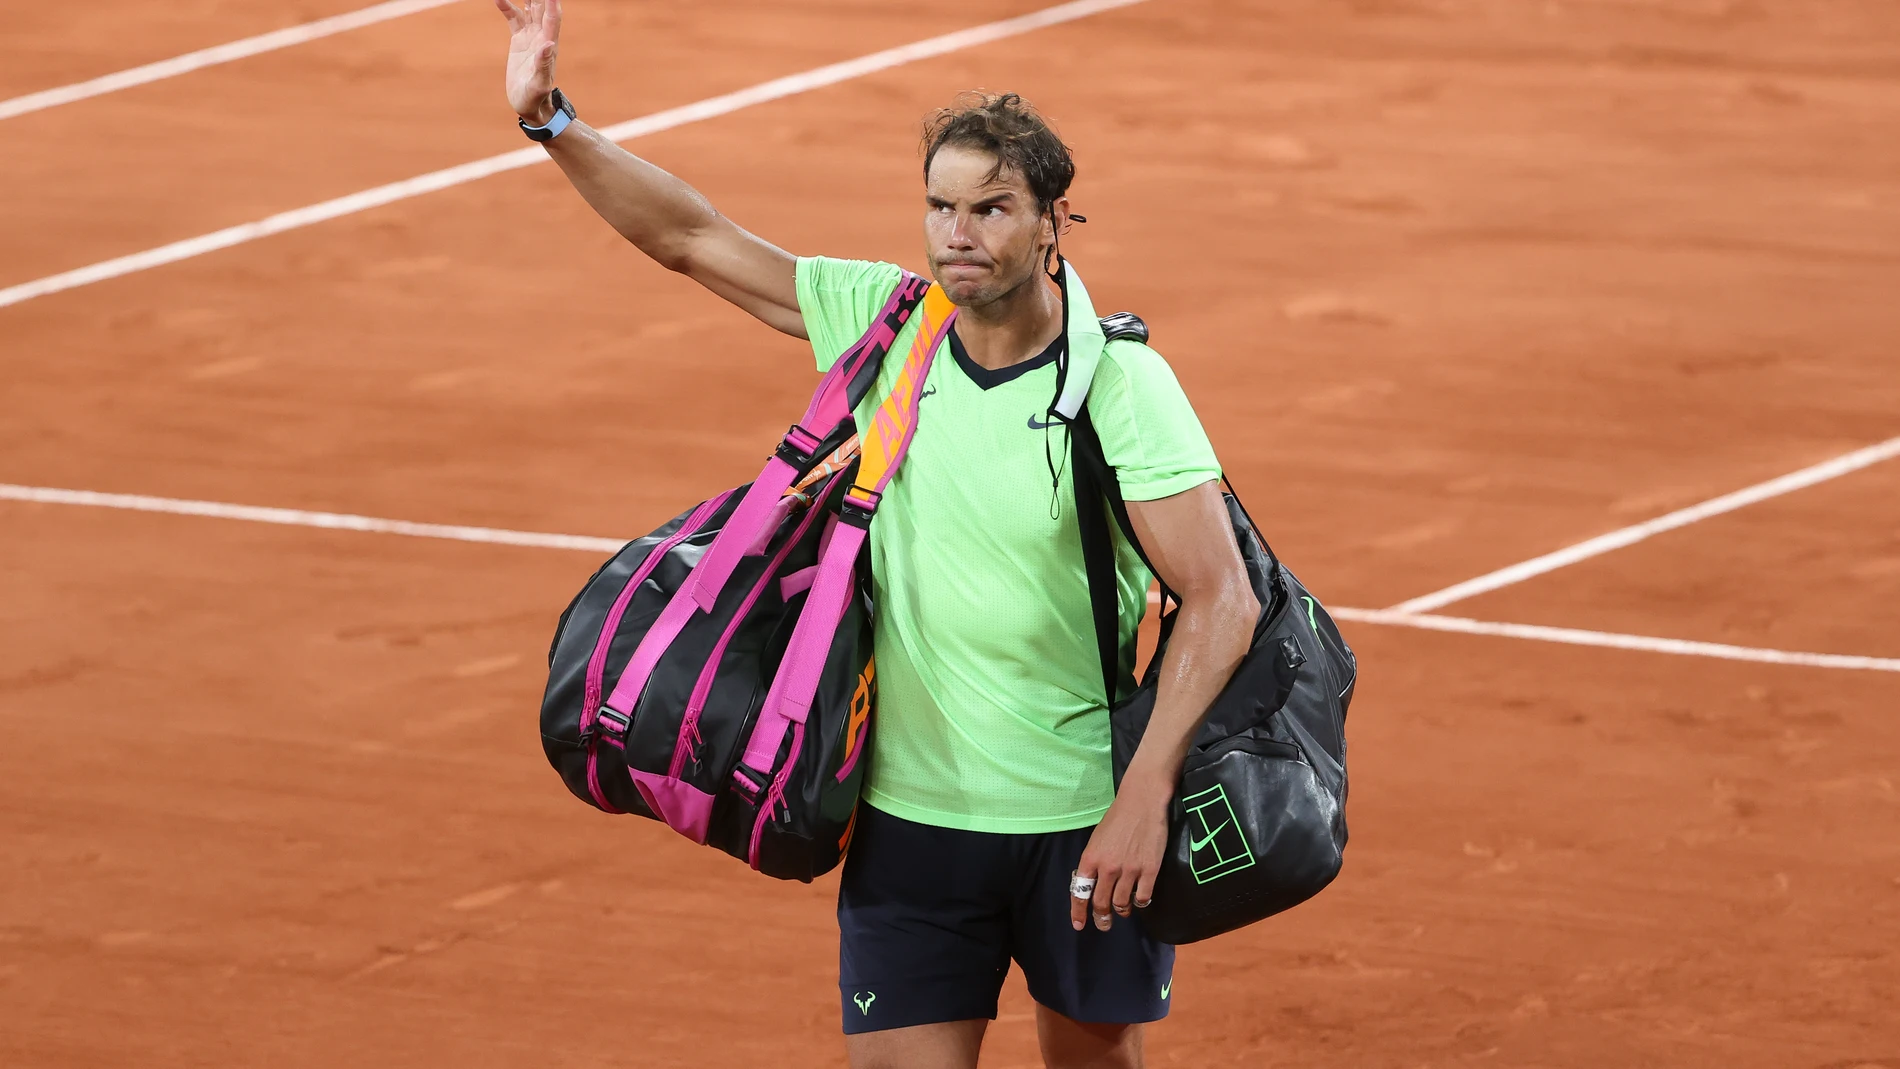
[1069,349,1355,945]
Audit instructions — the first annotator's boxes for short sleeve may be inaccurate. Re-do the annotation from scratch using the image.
[1088,340,1221,501]
[795,256,906,373]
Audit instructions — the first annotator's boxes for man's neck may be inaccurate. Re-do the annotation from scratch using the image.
[954,273,1064,372]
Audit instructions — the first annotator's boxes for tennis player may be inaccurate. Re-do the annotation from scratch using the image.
[497,3,1257,1066]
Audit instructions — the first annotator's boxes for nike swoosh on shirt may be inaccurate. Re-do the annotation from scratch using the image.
[1189,820,1230,853]
[1027,414,1060,430]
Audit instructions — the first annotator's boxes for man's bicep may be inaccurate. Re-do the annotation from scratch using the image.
[1125,482,1248,599]
[678,217,806,339]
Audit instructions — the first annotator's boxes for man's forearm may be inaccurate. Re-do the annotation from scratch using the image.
[1120,587,1258,795]
[542,121,721,272]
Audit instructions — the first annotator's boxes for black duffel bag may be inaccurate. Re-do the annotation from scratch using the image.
[1067,330,1356,945]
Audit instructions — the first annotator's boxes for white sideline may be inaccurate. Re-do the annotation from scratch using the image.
[0,0,461,122]
[8,481,1899,674]
[0,483,624,554]
[0,0,1150,310]
[1389,434,1900,614]
[1331,607,1900,674]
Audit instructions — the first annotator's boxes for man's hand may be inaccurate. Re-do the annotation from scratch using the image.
[1072,769,1173,931]
[497,0,561,124]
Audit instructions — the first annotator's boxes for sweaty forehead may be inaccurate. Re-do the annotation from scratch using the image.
[925,146,1031,201]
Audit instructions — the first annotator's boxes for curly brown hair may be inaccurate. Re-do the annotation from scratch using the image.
[921,91,1075,214]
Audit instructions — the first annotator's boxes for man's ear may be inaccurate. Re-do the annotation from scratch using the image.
[1041,195,1072,273]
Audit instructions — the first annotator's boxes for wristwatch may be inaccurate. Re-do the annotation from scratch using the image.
[519,88,576,142]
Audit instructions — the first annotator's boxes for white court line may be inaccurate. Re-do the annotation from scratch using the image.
[0,483,624,554]
[0,0,461,122]
[1389,434,1900,614]
[1332,607,1900,674]
[0,0,1149,310]
[9,481,1898,674]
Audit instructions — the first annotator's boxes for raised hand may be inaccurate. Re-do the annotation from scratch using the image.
[496,0,562,124]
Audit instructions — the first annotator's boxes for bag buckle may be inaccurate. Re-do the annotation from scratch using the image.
[840,485,881,527]
[582,705,632,749]
[776,425,821,468]
[730,763,772,807]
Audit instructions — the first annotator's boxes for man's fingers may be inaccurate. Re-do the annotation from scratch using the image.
[1111,868,1140,917]
[1091,868,1120,931]
[545,0,563,40]
[539,40,557,72]
[1133,865,1157,911]
[495,0,525,30]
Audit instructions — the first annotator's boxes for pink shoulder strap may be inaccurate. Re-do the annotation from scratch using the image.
[600,273,934,724]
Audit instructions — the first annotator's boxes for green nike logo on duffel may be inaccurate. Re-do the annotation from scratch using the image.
[1189,820,1230,853]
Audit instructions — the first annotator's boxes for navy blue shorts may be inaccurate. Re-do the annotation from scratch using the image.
[836,803,1174,1034]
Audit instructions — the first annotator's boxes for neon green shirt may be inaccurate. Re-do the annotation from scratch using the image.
[796,257,1221,833]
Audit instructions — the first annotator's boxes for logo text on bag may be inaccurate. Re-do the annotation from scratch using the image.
[842,657,875,765]
[1182,784,1255,884]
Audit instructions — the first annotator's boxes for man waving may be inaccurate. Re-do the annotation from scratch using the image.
[496,4,1258,1067]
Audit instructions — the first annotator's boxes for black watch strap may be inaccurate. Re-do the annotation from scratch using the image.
[520,88,576,142]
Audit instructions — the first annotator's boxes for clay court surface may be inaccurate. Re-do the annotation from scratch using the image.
[4,0,1900,1065]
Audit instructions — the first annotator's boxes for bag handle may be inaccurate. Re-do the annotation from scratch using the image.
[1068,408,1146,706]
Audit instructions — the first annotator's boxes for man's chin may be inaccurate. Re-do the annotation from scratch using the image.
[938,279,989,307]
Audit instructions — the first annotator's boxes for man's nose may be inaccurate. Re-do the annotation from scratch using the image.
[946,212,977,248]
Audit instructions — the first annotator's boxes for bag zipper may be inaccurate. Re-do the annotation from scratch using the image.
[579,490,732,812]
[748,721,805,870]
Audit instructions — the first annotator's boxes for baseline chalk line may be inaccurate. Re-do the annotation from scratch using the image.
[0,0,462,122]
[9,481,1897,674]
[0,0,1150,310]
[1331,607,1900,674]
[1389,434,1900,615]
[0,483,624,554]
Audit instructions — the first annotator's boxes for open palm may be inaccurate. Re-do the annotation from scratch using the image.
[496,0,562,122]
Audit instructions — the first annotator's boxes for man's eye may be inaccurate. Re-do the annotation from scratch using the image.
[985,206,1004,216]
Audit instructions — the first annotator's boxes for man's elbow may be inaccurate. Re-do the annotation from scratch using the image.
[1180,578,1260,643]
[1221,582,1261,643]
[643,234,697,274]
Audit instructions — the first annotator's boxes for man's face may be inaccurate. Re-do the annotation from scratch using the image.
[923,145,1061,308]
